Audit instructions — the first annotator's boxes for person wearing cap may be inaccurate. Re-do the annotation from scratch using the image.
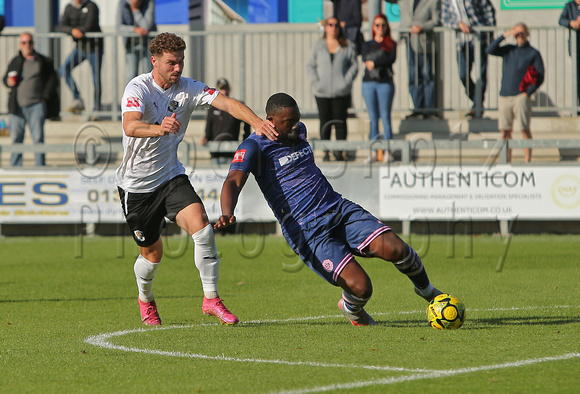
[200,78,251,165]
[486,23,544,163]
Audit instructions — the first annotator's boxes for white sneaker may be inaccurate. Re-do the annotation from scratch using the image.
[67,99,85,114]
[383,151,394,163]
[364,151,377,164]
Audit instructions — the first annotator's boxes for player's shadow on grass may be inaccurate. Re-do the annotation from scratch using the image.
[466,315,580,328]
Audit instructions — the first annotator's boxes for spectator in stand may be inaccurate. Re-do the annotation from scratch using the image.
[361,14,397,163]
[116,0,156,83]
[441,0,496,118]
[2,32,59,167]
[200,78,251,165]
[58,0,104,116]
[487,23,544,163]
[306,17,359,161]
[331,0,366,56]
[559,0,580,109]
[387,0,441,119]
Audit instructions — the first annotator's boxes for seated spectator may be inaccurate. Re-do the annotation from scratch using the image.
[200,78,251,165]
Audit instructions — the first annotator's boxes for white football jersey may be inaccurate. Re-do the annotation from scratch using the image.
[115,73,218,192]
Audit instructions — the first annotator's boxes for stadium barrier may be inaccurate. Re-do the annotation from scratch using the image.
[1,139,580,168]
[0,25,577,120]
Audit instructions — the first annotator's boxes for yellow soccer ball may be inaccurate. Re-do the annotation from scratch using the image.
[427,293,466,330]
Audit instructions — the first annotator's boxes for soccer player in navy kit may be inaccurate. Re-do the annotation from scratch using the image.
[216,93,444,326]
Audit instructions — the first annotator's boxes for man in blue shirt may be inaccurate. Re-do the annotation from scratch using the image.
[215,92,445,326]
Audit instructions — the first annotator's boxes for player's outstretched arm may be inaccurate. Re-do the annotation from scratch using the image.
[212,94,278,141]
[215,170,249,230]
[123,111,181,137]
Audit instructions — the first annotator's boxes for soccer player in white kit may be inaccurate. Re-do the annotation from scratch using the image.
[116,32,277,325]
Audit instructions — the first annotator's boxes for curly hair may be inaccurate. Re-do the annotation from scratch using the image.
[149,32,186,57]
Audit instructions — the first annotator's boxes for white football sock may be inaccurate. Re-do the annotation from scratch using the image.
[416,283,435,297]
[342,290,371,313]
[192,224,219,295]
[134,254,159,303]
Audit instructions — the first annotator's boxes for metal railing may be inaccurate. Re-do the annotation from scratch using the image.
[1,139,579,168]
[0,25,578,120]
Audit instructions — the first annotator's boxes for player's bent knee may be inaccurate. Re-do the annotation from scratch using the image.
[367,231,406,261]
[338,260,373,299]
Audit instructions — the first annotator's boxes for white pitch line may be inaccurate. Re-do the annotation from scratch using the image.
[84,304,580,382]
[280,352,580,393]
[85,324,441,373]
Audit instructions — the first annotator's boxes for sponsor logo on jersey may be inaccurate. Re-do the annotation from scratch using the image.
[204,86,217,95]
[134,230,145,242]
[278,146,313,167]
[233,149,246,163]
[322,259,334,272]
[168,100,179,112]
[126,97,140,108]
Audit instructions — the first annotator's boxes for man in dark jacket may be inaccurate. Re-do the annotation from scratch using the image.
[200,78,251,165]
[59,0,103,115]
[487,23,544,163]
[2,33,59,166]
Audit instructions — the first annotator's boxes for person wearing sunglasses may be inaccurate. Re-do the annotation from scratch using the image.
[306,17,359,162]
[2,32,59,167]
[330,0,365,56]
[361,14,397,163]
[486,23,544,163]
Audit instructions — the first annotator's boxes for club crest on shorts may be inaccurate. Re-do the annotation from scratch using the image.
[134,230,145,242]
[322,259,334,272]
[168,100,179,112]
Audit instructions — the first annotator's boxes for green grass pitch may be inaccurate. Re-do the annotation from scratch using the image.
[1,234,579,392]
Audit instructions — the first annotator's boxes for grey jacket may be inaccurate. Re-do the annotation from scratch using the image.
[393,0,441,53]
[306,39,359,98]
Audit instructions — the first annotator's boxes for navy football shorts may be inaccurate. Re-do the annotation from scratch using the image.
[283,198,391,286]
[118,174,202,247]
